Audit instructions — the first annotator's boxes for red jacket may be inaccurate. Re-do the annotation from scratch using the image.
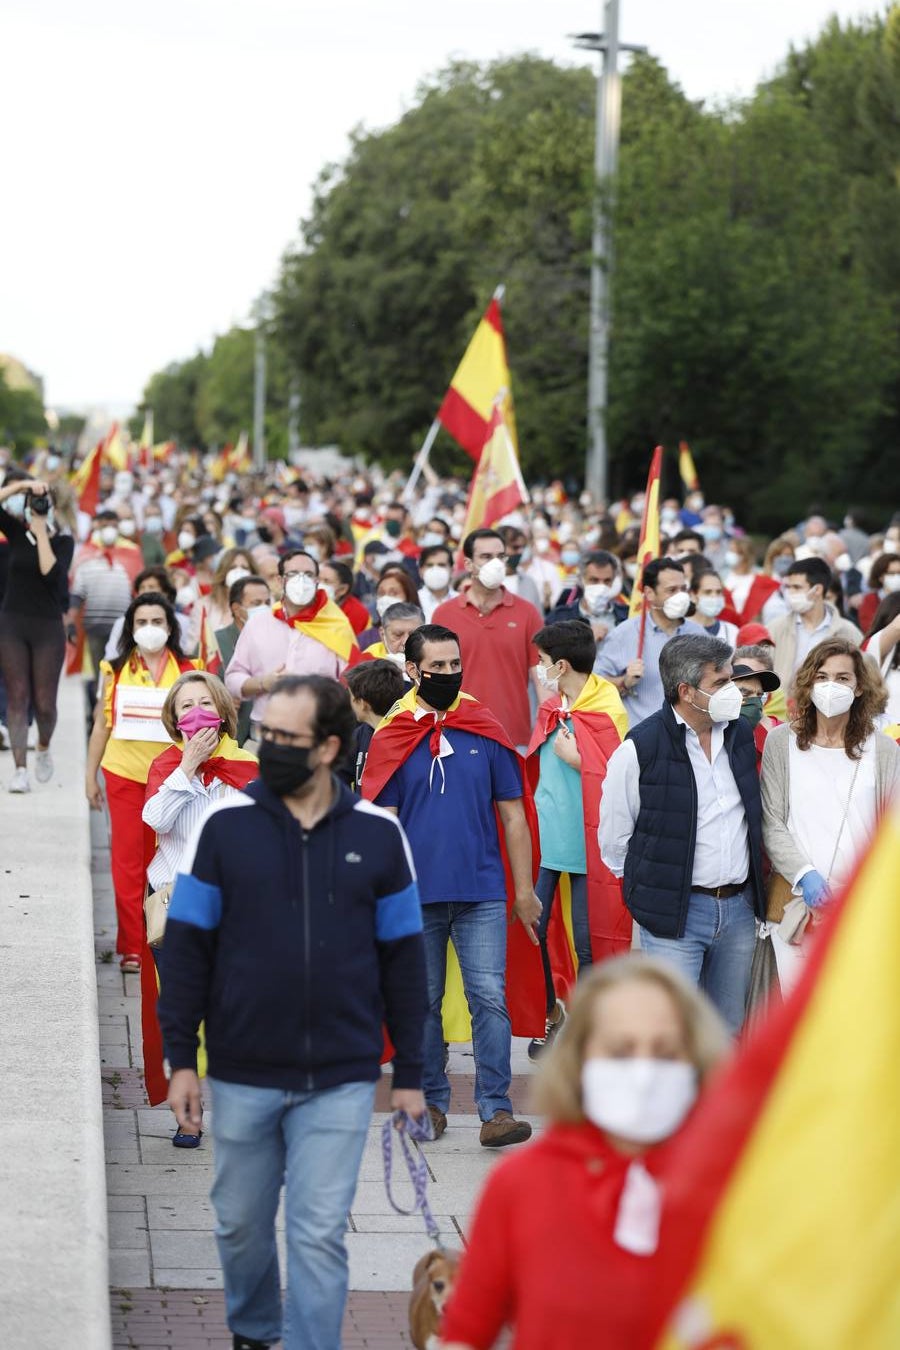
[441,1122,671,1350]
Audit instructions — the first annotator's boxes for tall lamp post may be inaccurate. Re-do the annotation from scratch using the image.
[572,2,644,505]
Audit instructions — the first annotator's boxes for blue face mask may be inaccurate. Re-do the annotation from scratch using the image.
[561,549,581,567]
[4,492,27,516]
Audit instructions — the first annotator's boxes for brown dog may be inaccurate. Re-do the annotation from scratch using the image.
[409,1247,461,1349]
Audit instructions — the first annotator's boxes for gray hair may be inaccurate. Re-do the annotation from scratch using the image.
[733,643,774,672]
[381,602,425,627]
[659,635,733,705]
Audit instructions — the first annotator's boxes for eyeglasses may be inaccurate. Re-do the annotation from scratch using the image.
[258,726,318,747]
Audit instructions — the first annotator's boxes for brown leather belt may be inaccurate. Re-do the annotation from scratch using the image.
[692,881,747,899]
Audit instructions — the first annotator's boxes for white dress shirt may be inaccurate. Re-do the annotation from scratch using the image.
[143,767,244,888]
[598,710,750,888]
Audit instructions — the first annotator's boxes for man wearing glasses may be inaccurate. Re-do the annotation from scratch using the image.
[432,528,545,750]
[160,674,427,1350]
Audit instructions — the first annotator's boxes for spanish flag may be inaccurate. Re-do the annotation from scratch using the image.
[71,440,103,515]
[647,800,900,1349]
[460,399,528,537]
[197,604,222,676]
[526,674,631,965]
[362,688,547,1039]
[138,412,154,468]
[272,591,361,666]
[437,294,518,461]
[678,440,700,493]
[628,445,663,620]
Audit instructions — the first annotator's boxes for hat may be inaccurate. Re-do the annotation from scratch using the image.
[732,662,780,692]
[363,539,389,556]
[736,622,773,647]
[191,535,220,563]
[260,506,286,531]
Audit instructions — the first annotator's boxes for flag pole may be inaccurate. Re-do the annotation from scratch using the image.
[401,418,441,503]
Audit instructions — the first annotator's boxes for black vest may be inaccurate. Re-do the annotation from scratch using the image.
[622,703,764,938]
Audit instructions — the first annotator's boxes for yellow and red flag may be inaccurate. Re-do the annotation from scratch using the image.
[647,801,900,1350]
[271,592,361,667]
[71,440,104,516]
[460,400,528,537]
[437,296,518,460]
[137,412,154,469]
[678,440,700,494]
[196,604,222,676]
[229,430,251,473]
[105,422,128,471]
[628,445,663,620]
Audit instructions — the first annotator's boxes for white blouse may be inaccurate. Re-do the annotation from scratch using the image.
[786,736,878,888]
[142,766,245,889]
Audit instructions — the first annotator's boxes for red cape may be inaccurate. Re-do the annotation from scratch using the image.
[526,696,631,963]
[362,694,548,1038]
[723,573,781,626]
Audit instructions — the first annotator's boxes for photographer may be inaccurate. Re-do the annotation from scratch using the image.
[0,470,74,793]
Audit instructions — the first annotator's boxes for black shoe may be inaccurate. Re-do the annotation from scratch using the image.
[527,998,567,1061]
[233,1336,271,1349]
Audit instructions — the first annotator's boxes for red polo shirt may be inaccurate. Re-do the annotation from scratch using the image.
[432,588,542,746]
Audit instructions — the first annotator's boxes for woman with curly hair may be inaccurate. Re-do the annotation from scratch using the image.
[760,638,899,991]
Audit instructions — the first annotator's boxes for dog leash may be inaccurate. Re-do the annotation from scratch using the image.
[381,1111,444,1249]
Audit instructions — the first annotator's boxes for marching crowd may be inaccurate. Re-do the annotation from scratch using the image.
[1,443,899,1349]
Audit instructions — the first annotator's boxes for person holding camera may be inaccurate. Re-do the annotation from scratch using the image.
[0,471,74,793]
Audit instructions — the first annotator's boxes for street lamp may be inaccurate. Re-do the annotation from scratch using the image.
[572,2,645,505]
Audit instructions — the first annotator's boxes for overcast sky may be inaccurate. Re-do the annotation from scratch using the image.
[0,0,885,412]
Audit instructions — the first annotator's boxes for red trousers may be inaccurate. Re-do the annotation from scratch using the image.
[103,769,156,956]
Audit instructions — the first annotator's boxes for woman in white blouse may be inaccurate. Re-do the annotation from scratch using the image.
[760,638,898,993]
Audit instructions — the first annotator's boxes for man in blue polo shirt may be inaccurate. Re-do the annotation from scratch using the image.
[362,624,542,1149]
[594,556,706,727]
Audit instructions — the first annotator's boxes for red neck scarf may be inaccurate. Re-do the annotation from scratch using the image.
[273,590,328,626]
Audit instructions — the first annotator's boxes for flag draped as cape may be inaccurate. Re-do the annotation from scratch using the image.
[526,674,631,963]
[272,591,361,665]
[362,688,547,1039]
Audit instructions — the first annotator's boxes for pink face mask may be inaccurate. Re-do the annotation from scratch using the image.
[177,705,222,739]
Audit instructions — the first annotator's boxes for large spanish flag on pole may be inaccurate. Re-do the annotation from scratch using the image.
[460,400,528,537]
[437,292,518,461]
[646,799,900,1350]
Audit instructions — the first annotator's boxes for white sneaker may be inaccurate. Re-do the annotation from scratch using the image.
[34,747,53,783]
[8,767,31,793]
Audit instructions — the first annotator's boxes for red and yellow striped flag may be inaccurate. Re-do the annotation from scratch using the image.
[196,604,222,676]
[70,440,104,515]
[647,800,900,1349]
[628,445,663,619]
[437,295,517,460]
[460,400,528,537]
[678,440,700,493]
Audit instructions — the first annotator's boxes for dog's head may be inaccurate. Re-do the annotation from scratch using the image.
[412,1247,460,1316]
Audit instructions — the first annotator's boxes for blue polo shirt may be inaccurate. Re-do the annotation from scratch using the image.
[375,728,522,904]
[594,614,706,728]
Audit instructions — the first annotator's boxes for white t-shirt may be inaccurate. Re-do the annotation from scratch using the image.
[786,735,878,888]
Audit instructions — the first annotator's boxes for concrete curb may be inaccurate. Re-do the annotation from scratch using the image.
[0,676,111,1347]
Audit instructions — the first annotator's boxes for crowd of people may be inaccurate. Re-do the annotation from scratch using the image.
[2,441,898,1349]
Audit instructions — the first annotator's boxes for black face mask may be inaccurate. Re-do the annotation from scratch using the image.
[507,552,522,570]
[257,525,274,544]
[258,740,318,796]
[417,669,463,711]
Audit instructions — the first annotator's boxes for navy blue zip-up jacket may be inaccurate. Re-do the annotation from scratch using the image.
[158,777,427,1092]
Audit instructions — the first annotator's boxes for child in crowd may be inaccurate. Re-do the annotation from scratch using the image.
[345,659,407,791]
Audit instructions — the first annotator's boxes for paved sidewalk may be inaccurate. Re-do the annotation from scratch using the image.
[94,810,539,1346]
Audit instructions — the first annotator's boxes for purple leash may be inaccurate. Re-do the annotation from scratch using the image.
[381,1111,444,1249]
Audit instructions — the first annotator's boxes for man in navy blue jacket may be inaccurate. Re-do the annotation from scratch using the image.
[160,674,427,1350]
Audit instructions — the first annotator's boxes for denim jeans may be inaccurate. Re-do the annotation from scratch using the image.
[421,900,511,1122]
[535,868,592,1015]
[209,1077,375,1350]
[639,888,756,1036]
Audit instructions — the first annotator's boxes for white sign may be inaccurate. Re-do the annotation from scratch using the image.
[112,684,171,742]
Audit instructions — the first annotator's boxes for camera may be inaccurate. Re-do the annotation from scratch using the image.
[28,490,52,516]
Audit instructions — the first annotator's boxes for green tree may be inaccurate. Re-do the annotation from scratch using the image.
[139,352,209,448]
[0,369,46,452]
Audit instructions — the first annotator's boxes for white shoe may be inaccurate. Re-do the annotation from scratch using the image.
[34,747,53,783]
[8,767,31,793]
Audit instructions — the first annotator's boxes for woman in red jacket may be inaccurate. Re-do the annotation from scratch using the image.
[440,955,728,1350]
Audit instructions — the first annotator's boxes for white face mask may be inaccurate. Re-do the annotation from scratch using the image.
[385,650,407,669]
[119,519,136,538]
[284,574,317,608]
[810,681,855,718]
[99,525,119,547]
[581,1057,697,1144]
[226,567,251,590]
[533,537,551,555]
[583,582,614,614]
[477,557,507,590]
[320,582,336,603]
[723,550,740,570]
[175,585,197,609]
[245,601,270,621]
[419,532,445,549]
[661,591,691,621]
[785,589,815,615]
[178,530,196,552]
[883,574,900,594]
[134,624,168,654]
[833,552,852,574]
[422,564,451,594]
[883,539,899,554]
[537,662,560,693]
[624,561,639,580]
[694,681,743,723]
[376,593,402,619]
[696,595,725,619]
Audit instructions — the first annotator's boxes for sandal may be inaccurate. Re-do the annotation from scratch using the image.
[120,954,141,973]
[173,1128,203,1149]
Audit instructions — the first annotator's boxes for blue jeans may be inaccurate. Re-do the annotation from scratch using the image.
[421,900,511,1121]
[535,867,592,1016]
[209,1077,375,1350]
[639,888,756,1036]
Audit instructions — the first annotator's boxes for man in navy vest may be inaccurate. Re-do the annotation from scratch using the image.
[598,634,764,1033]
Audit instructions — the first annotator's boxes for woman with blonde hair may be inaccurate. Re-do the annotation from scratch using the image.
[205,546,260,631]
[440,954,729,1350]
[761,638,899,992]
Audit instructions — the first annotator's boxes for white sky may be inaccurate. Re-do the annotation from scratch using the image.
[0,0,884,412]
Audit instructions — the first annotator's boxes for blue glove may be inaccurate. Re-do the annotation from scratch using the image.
[798,870,829,908]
